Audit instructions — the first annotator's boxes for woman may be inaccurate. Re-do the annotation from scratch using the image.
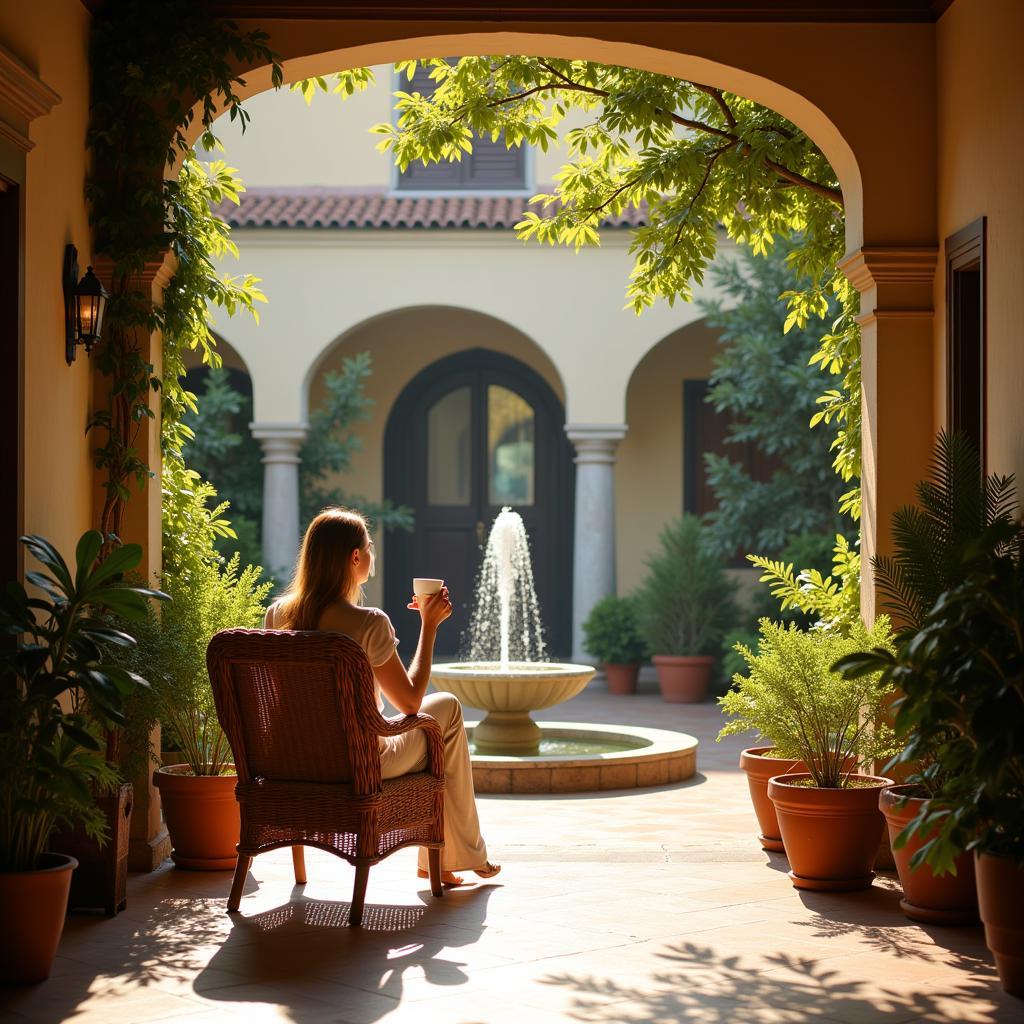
[265,506,499,888]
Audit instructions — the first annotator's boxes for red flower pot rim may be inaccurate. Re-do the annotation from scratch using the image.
[768,772,894,794]
[155,764,237,779]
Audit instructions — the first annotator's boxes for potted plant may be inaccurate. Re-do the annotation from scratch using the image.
[838,517,1024,993]
[141,553,270,870]
[636,516,738,703]
[582,595,647,694]
[830,431,1013,926]
[0,532,164,983]
[719,617,897,890]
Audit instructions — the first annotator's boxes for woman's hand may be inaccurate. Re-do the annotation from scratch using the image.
[407,586,453,630]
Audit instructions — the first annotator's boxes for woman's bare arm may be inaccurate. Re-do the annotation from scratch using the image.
[374,589,451,715]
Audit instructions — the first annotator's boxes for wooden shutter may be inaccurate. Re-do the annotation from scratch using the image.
[396,63,526,192]
[683,379,781,518]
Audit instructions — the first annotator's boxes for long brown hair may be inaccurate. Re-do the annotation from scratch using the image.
[274,508,370,630]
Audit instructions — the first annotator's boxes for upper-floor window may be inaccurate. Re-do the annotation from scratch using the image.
[395,63,529,193]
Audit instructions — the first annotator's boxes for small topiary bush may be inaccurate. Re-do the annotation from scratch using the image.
[636,515,738,657]
[582,595,647,665]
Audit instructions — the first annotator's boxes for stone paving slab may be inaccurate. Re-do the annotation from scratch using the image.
[0,681,1020,1023]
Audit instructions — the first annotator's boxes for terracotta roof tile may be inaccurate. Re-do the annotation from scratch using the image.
[215,187,648,230]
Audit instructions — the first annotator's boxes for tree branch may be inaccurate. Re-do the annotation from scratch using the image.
[438,61,844,209]
[691,82,737,130]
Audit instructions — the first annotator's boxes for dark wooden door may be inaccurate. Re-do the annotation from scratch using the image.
[384,349,573,659]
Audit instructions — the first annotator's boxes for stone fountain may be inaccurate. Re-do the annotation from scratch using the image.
[430,509,699,791]
[430,508,595,755]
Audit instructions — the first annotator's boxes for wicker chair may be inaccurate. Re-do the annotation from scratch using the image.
[206,628,445,926]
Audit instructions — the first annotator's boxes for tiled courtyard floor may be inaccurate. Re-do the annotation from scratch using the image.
[2,675,1020,1023]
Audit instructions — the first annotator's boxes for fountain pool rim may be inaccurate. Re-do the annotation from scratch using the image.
[465,720,698,793]
[432,661,596,680]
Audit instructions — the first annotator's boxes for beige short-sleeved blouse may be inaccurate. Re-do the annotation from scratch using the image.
[264,602,399,712]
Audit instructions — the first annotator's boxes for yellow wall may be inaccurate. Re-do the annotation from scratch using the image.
[1,1,95,569]
[936,0,1024,484]
[617,319,719,593]
[215,63,585,190]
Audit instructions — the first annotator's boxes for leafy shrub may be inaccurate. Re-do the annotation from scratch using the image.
[718,617,896,788]
[582,595,647,664]
[0,533,165,870]
[836,517,1024,872]
[636,516,738,657]
[129,554,271,777]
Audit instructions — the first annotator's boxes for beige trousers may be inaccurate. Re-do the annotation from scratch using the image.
[380,691,488,872]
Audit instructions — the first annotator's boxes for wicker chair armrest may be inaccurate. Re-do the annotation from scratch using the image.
[373,713,445,781]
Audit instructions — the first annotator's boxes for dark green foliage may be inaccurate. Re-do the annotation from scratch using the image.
[873,430,1018,627]
[181,367,265,569]
[701,243,846,558]
[636,516,738,657]
[0,533,167,871]
[836,517,1024,871]
[299,353,413,533]
[582,595,648,665]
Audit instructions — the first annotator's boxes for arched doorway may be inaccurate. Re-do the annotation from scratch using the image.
[384,348,573,659]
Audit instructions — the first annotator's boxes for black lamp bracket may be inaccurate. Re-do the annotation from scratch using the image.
[62,243,79,366]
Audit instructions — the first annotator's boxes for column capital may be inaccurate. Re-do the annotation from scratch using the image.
[565,423,628,464]
[250,422,309,465]
[839,246,938,328]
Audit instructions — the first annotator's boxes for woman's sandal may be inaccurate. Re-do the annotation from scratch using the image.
[417,861,501,887]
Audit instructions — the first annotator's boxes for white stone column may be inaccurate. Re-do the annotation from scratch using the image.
[565,423,628,664]
[250,422,308,581]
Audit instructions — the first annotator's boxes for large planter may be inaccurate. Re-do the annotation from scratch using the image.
[652,655,714,703]
[739,747,807,852]
[0,853,78,985]
[154,766,240,870]
[603,663,640,695]
[53,781,133,917]
[879,786,978,925]
[976,852,1024,997]
[768,773,893,891]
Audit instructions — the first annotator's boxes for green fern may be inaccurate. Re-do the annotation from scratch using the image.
[873,430,1018,628]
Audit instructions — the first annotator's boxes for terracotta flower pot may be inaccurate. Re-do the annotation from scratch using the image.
[652,655,714,703]
[154,765,240,871]
[976,851,1024,997]
[879,786,978,925]
[768,772,893,891]
[0,852,78,984]
[739,747,807,852]
[603,663,640,695]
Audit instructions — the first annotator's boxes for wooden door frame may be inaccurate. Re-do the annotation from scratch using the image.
[383,346,574,658]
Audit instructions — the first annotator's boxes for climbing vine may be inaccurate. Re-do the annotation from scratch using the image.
[86,0,282,551]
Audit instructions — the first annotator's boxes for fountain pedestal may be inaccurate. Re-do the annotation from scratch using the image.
[430,662,596,756]
[473,711,543,756]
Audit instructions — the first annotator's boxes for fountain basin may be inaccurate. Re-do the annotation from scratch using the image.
[466,721,698,793]
[431,662,596,755]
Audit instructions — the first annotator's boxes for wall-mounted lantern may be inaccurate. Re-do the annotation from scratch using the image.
[63,244,108,365]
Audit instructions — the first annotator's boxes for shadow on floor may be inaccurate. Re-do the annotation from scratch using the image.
[197,884,498,1018]
[540,937,1019,1022]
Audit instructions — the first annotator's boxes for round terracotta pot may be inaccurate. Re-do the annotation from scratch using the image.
[768,772,893,891]
[0,853,78,984]
[603,663,640,695]
[154,765,240,870]
[652,655,714,703]
[879,786,978,925]
[976,851,1024,997]
[739,747,807,852]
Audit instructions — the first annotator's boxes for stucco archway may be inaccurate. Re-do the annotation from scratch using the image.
[182,19,939,622]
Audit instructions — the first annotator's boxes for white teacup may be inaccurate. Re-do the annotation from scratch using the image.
[413,577,444,597]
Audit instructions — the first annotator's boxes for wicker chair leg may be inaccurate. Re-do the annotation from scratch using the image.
[227,854,252,913]
[427,847,443,898]
[291,845,307,885]
[350,863,370,927]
